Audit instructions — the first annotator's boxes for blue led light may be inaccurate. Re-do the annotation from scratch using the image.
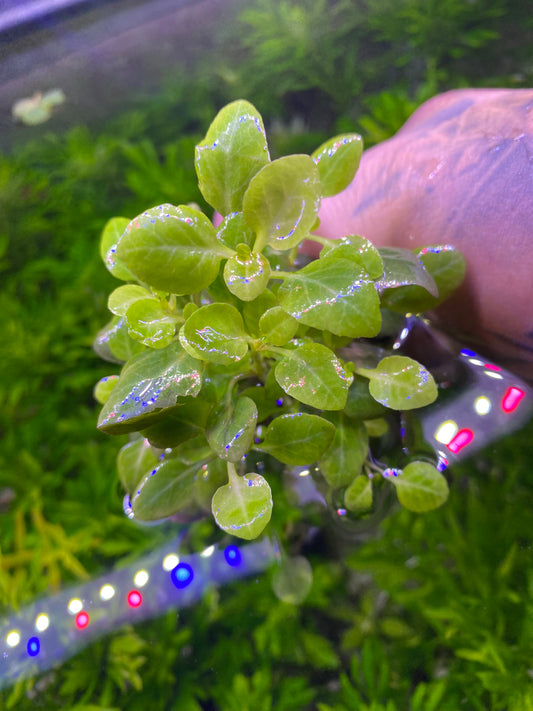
[460,348,477,357]
[27,637,40,657]
[224,545,242,567]
[171,562,194,589]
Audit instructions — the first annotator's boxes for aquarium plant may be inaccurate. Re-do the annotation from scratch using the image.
[93,99,465,541]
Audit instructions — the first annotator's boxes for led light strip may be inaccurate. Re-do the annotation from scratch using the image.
[0,537,277,689]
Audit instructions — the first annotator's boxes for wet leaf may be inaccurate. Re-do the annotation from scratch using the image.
[318,414,368,488]
[257,413,335,465]
[140,398,211,448]
[100,216,135,281]
[382,244,466,312]
[97,341,202,434]
[132,456,203,521]
[223,249,271,301]
[117,438,159,495]
[206,396,258,462]
[216,211,255,251]
[275,342,353,410]
[389,461,449,512]
[259,306,298,346]
[278,257,381,338]
[93,316,146,364]
[272,556,313,604]
[212,472,272,540]
[195,99,270,215]
[376,247,438,298]
[312,133,363,197]
[344,475,373,513]
[243,155,321,251]
[125,299,180,349]
[116,204,232,294]
[320,235,383,279]
[108,285,154,317]
[93,375,119,405]
[361,355,437,411]
[180,303,249,365]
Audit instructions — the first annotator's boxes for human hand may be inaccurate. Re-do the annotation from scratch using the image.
[311,88,533,382]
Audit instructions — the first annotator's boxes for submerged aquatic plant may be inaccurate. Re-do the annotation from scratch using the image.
[94,99,465,541]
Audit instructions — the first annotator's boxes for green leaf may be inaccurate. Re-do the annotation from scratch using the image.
[216,211,255,251]
[97,341,202,434]
[382,244,466,312]
[278,257,381,338]
[272,556,313,604]
[125,299,180,349]
[194,457,228,511]
[257,413,335,465]
[242,289,278,336]
[360,355,437,411]
[212,471,272,540]
[243,155,321,251]
[132,456,203,521]
[117,438,159,495]
[195,99,270,215]
[275,343,353,410]
[180,303,249,365]
[377,247,438,298]
[319,235,383,279]
[93,316,146,364]
[344,475,373,514]
[240,368,288,422]
[140,398,211,448]
[344,374,388,420]
[259,306,298,346]
[206,396,258,462]
[312,133,363,198]
[116,204,232,295]
[318,415,368,488]
[93,375,119,404]
[388,461,449,512]
[108,285,154,317]
[223,248,271,301]
[100,216,136,281]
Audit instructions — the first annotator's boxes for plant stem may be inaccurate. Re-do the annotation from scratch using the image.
[304,234,331,248]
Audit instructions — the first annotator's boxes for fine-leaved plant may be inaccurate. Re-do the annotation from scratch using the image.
[93,99,465,540]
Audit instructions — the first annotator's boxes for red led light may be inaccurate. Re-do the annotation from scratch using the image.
[484,363,501,372]
[501,387,525,413]
[127,590,143,608]
[75,611,89,629]
[447,428,474,454]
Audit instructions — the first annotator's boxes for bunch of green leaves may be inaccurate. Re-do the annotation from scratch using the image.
[94,99,465,541]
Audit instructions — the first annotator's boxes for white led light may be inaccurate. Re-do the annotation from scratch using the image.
[35,613,50,632]
[299,469,310,477]
[6,631,20,647]
[434,420,458,445]
[68,598,83,615]
[201,545,215,558]
[485,370,503,380]
[133,570,149,587]
[468,357,485,367]
[474,396,491,415]
[100,584,116,601]
[162,554,179,571]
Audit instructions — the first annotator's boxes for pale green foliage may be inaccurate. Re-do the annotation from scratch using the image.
[95,100,462,539]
